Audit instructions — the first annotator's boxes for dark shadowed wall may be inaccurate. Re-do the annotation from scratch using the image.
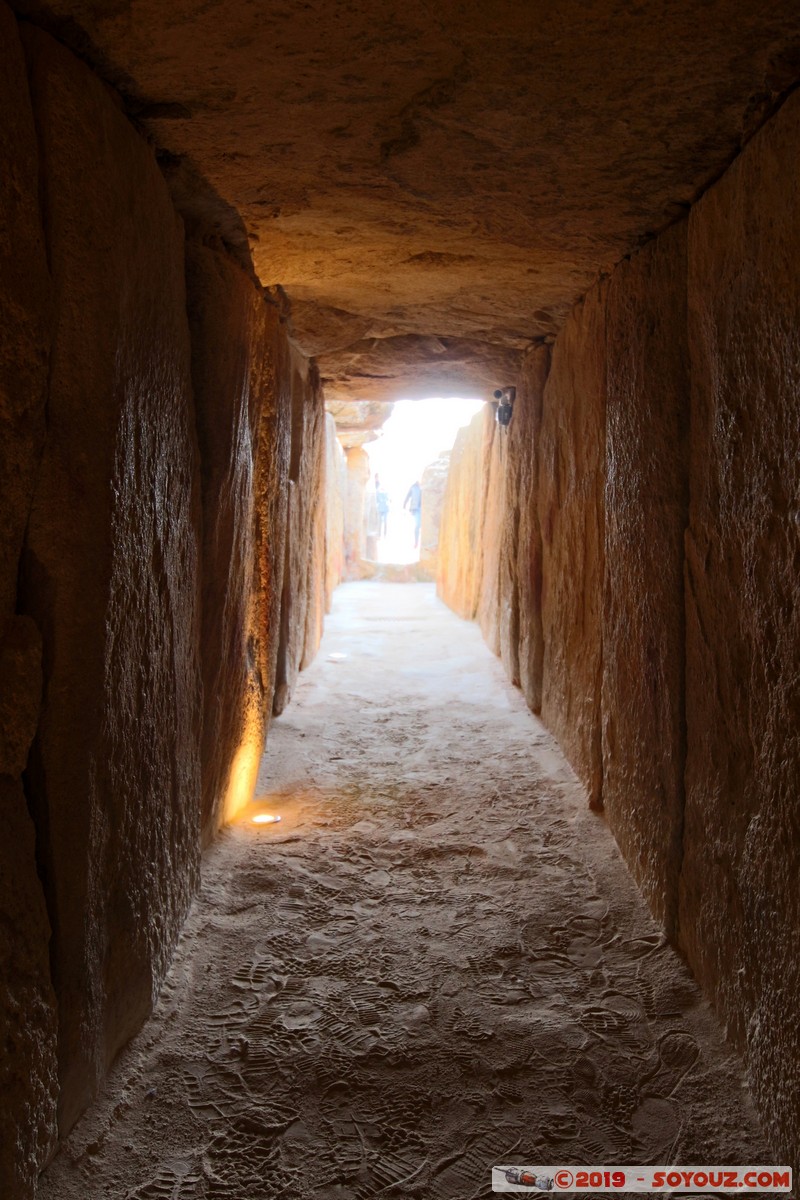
[0,7,329,1193]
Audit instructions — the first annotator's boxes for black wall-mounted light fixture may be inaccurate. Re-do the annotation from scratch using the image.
[493,387,516,427]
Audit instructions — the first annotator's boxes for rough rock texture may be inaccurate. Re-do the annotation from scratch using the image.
[436,410,490,620]
[14,0,800,398]
[435,97,800,1173]
[2,0,800,1184]
[435,346,550,712]
[539,284,607,809]
[0,1,51,618]
[0,621,58,1199]
[0,25,58,1188]
[302,414,327,672]
[602,224,689,937]
[476,416,506,657]
[326,400,392,448]
[37,583,780,1200]
[324,414,346,610]
[343,446,370,577]
[501,346,550,713]
[681,90,800,1169]
[19,26,202,1136]
[273,358,326,714]
[419,452,450,577]
[186,242,291,841]
[318,337,523,404]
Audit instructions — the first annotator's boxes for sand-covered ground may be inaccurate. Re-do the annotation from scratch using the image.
[40,583,776,1199]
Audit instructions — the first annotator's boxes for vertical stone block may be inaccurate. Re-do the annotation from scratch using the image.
[254,311,293,734]
[273,358,326,712]
[0,1,51,617]
[20,28,202,1134]
[539,282,606,807]
[343,445,370,575]
[186,243,291,840]
[437,407,493,620]
[603,223,689,936]
[0,9,59,1191]
[419,452,450,578]
[477,414,505,658]
[499,344,550,710]
[302,386,327,671]
[683,90,800,1167]
[0,620,58,1199]
[324,414,346,609]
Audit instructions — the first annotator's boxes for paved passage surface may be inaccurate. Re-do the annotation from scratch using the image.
[41,584,775,1199]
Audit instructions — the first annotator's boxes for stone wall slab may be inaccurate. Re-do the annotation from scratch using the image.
[437,408,492,620]
[419,452,450,578]
[682,89,800,1167]
[273,358,326,712]
[539,284,606,807]
[603,223,689,936]
[186,243,291,840]
[20,27,202,1134]
[477,413,505,658]
[0,1,51,617]
[499,345,550,709]
[324,413,346,608]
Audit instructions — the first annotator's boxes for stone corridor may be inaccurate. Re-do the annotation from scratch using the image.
[40,584,773,1200]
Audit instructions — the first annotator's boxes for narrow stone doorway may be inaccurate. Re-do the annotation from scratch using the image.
[365,398,484,568]
[40,584,773,1199]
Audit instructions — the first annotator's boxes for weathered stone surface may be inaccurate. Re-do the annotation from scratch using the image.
[0,615,58,1199]
[326,400,393,449]
[302,394,327,672]
[0,777,59,1199]
[477,416,506,658]
[20,27,202,1135]
[318,337,523,404]
[539,283,606,808]
[503,346,550,713]
[602,223,689,937]
[324,415,346,609]
[0,0,50,617]
[0,17,59,1191]
[273,358,326,713]
[2,2,800,1186]
[186,242,290,840]
[0,615,43,778]
[253,309,293,760]
[18,0,800,398]
[437,408,492,620]
[682,90,800,1169]
[343,445,370,577]
[419,452,450,577]
[444,349,550,707]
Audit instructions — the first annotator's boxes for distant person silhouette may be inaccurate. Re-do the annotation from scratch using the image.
[376,487,389,538]
[403,480,422,548]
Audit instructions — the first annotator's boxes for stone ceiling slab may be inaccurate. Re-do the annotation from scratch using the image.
[14,0,800,399]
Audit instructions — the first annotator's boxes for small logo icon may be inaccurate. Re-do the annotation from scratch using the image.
[504,1168,555,1190]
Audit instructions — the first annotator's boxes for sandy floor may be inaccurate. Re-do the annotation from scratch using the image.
[41,583,776,1199]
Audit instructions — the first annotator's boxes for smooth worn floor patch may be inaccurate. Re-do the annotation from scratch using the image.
[41,583,775,1200]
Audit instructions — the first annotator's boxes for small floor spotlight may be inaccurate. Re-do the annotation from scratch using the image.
[493,387,516,427]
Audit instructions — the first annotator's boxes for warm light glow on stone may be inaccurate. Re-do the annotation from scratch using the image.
[223,733,262,824]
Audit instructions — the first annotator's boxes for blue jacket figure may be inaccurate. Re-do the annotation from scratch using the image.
[376,488,390,537]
